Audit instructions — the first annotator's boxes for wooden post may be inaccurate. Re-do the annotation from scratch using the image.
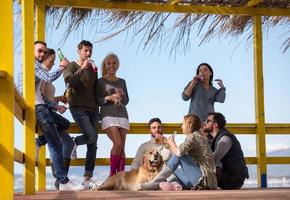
[0,1,14,199]
[22,0,36,194]
[35,4,46,192]
[253,15,267,188]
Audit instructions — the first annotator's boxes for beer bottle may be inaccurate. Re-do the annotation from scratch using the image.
[57,48,65,61]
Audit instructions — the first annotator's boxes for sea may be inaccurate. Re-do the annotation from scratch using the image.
[14,165,290,192]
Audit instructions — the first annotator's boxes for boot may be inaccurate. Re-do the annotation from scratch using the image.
[140,165,173,190]
[110,154,121,176]
[117,156,125,172]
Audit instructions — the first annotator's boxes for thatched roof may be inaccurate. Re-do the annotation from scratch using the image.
[42,0,290,53]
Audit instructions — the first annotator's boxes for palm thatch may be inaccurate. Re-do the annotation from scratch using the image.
[44,0,290,53]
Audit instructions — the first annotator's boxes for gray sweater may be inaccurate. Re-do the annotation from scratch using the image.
[182,82,226,122]
[97,77,129,119]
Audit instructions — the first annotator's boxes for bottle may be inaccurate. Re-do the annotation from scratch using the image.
[57,48,65,61]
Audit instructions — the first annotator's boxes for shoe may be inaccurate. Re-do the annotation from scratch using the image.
[82,179,97,190]
[70,141,78,160]
[159,182,182,191]
[59,181,83,191]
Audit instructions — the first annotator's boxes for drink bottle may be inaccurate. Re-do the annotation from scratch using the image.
[57,48,65,61]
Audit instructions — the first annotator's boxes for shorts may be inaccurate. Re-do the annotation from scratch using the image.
[101,116,130,131]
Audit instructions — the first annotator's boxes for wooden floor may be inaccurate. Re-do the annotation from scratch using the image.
[15,188,290,200]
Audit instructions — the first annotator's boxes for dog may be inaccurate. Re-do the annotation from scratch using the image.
[97,149,163,191]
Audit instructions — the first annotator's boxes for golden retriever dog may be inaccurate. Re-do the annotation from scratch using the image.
[97,149,163,191]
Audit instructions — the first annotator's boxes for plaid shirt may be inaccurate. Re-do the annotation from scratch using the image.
[17,60,63,109]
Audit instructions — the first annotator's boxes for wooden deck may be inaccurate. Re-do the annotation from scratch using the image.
[15,188,290,200]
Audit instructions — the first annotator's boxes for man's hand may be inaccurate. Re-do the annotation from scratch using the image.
[59,58,69,71]
[56,105,67,114]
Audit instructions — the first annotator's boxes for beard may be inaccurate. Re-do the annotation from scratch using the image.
[203,127,212,133]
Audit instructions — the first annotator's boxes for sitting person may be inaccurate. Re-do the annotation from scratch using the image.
[203,112,249,189]
[139,114,217,191]
[131,118,171,170]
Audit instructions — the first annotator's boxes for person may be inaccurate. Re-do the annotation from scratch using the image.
[35,48,74,190]
[203,112,249,189]
[63,40,99,190]
[182,63,226,122]
[97,53,129,176]
[130,118,171,170]
[17,41,82,191]
[139,114,217,191]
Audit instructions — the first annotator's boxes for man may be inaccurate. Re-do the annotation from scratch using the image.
[63,40,99,190]
[17,41,81,191]
[131,118,171,170]
[203,112,249,189]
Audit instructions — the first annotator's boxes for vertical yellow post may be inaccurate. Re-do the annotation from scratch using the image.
[253,16,267,188]
[35,4,46,192]
[22,0,36,194]
[0,1,14,200]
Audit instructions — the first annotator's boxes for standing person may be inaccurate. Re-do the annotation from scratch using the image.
[182,63,226,122]
[35,48,74,190]
[203,112,249,189]
[63,40,99,190]
[130,118,171,170]
[17,41,82,191]
[97,53,129,176]
[139,114,217,191]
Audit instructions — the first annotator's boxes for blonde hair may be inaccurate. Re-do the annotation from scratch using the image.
[183,114,201,134]
[101,53,120,76]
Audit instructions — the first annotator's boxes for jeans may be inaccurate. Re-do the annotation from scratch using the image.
[36,110,73,159]
[70,108,99,177]
[36,104,69,184]
[167,154,202,189]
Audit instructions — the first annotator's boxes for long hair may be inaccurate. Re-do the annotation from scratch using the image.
[183,114,201,134]
[196,63,214,85]
[101,53,120,77]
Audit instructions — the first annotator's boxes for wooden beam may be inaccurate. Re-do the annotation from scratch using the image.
[35,0,290,17]
[253,15,267,188]
[22,0,36,195]
[0,0,14,199]
[168,0,182,5]
[35,4,46,192]
[247,0,264,7]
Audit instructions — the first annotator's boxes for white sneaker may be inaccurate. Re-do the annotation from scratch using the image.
[70,143,78,160]
[82,179,97,190]
[59,181,83,191]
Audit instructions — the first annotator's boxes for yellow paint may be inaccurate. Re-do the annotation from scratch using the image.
[0,1,14,199]
[35,4,46,191]
[253,16,267,188]
[35,0,290,16]
[22,0,36,195]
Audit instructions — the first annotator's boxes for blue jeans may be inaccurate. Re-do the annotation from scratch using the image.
[36,104,69,184]
[167,154,202,189]
[70,108,99,177]
[36,110,73,159]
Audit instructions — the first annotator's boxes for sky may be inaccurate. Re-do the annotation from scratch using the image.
[12,3,290,174]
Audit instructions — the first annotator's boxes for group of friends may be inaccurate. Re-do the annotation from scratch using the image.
[17,40,248,192]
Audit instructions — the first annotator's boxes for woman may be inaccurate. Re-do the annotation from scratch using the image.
[182,63,226,123]
[139,114,217,190]
[97,53,129,176]
[36,48,74,190]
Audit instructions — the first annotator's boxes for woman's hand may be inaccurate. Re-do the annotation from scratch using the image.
[215,79,224,88]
